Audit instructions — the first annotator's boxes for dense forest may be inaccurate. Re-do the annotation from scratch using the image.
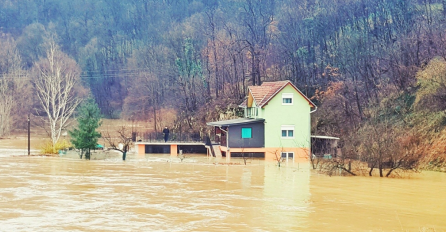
[1,0,446,171]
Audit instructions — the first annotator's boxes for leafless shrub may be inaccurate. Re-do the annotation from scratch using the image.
[103,126,133,161]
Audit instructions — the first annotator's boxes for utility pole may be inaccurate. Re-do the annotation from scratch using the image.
[28,114,30,156]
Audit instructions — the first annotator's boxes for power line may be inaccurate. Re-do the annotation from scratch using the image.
[0,68,167,80]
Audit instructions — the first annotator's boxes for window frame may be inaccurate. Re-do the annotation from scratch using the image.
[281,125,295,139]
[282,93,294,105]
[281,152,294,161]
[241,127,252,139]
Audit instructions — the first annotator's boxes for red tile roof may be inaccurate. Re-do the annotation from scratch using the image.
[240,80,315,108]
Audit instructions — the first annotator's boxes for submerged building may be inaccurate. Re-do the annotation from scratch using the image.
[207,80,316,162]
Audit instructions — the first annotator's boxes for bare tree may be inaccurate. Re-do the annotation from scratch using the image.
[0,37,29,137]
[358,119,422,177]
[103,126,133,161]
[317,157,358,176]
[0,79,14,137]
[33,40,82,146]
[272,148,285,167]
[238,0,275,86]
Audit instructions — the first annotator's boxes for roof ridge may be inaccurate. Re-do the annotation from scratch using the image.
[258,80,315,108]
[258,81,289,107]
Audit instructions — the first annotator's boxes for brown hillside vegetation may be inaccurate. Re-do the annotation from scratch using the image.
[312,57,446,176]
[2,0,446,175]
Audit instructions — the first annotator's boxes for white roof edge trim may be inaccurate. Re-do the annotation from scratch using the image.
[311,135,340,140]
[248,87,259,107]
[260,81,316,108]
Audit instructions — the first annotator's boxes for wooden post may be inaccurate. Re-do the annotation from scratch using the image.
[27,114,30,156]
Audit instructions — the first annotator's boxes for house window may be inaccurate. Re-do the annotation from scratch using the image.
[241,127,252,138]
[281,152,294,161]
[282,93,293,105]
[281,125,294,138]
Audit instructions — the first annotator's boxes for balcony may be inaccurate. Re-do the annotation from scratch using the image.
[245,107,258,118]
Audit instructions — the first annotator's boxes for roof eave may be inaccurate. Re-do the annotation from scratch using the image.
[206,118,265,127]
[259,81,316,108]
[248,87,259,107]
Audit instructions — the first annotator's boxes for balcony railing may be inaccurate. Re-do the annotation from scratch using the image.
[137,132,204,143]
[245,107,258,118]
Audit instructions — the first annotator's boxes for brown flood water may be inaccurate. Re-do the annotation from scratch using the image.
[0,154,445,232]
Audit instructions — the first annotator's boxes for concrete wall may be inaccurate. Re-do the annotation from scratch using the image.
[220,146,310,162]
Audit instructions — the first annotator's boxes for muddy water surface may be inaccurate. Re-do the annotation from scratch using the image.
[0,154,445,231]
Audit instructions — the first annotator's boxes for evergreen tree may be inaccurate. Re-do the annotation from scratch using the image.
[69,98,102,160]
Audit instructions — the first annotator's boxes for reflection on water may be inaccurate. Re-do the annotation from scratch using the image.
[0,154,445,231]
[309,171,446,231]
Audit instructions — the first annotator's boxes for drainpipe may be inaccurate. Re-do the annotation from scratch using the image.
[227,127,229,152]
[309,105,317,158]
[310,106,318,114]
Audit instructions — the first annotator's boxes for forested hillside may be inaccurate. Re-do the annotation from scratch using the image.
[1,0,446,170]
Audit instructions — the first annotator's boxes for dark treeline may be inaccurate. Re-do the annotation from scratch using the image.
[1,0,446,172]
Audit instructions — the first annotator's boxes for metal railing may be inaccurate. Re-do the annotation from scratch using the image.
[137,132,205,143]
[245,107,258,118]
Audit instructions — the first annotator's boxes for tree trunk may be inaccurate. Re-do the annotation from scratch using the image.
[386,168,395,177]
[379,163,383,177]
[251,49,256,86]
[153,106,157,133]
[340,166,357,176]
[369,165,374,176]
[123,151,127,161]
[443,0,446,17]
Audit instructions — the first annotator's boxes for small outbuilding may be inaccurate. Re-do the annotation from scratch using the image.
[311,135,340,159]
